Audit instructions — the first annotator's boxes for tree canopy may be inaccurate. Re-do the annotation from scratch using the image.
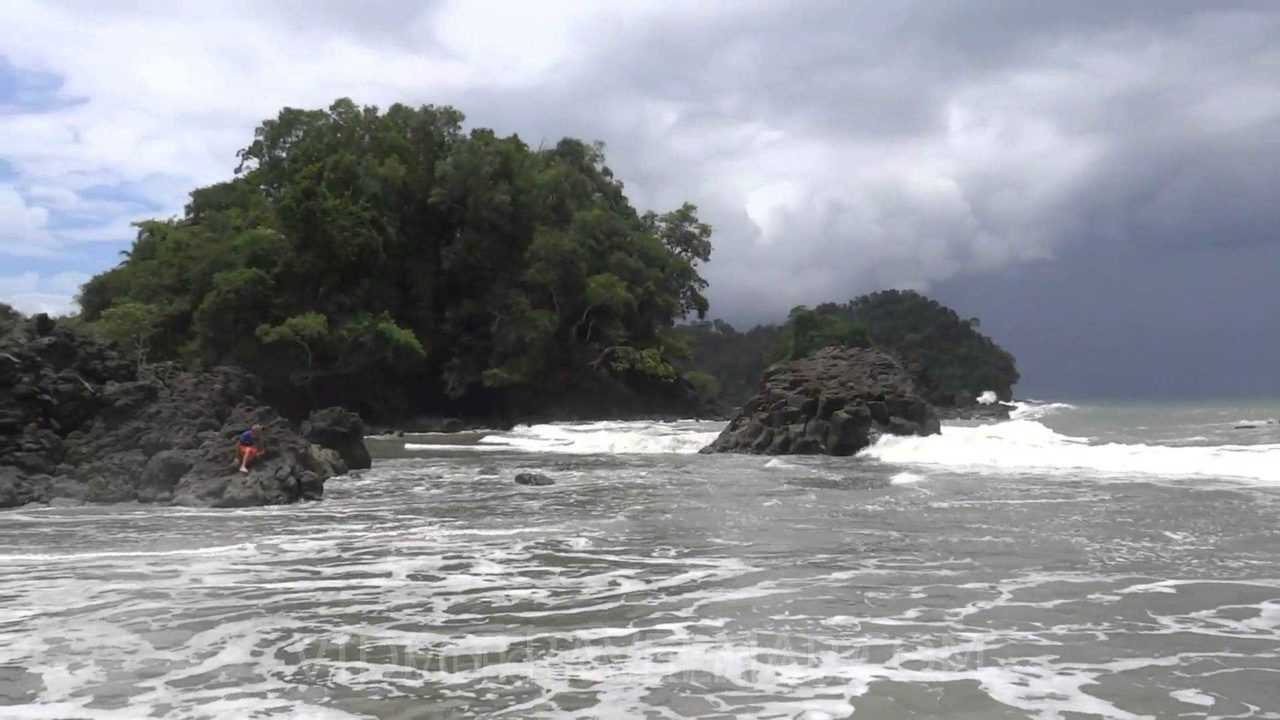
[846,290,1020,403]
[94,301,163,372]
[78,99,712,419]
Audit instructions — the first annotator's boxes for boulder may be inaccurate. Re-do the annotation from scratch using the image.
[703,347,940,456]
[138,450,193,503]
[307,444,348,477]
[302,407,371,470]
[515,472,555,486]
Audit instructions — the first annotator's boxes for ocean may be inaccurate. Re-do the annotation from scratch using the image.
[1,400,1278,718]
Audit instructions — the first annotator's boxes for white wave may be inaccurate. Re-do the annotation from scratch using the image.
[1170,689,1215,707]
[0,542,259,564]
[1231,417,1277,427]
[1007,400,1077,421]
[890,471,926,485]
[402,442,510,452]
[864,419,1280,483]
[468,420,723,455]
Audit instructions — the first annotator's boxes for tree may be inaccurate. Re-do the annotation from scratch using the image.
[783,305,870,360]
[684,370,721,403]
[577,273,635,344]
[846,290,1020,403]
[95,302,163,371]
[256,312,329,369]
[645,203,712,318]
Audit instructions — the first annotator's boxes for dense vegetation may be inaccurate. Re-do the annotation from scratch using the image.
[676,290,1019,408]
[78,99,713,420]
[676,320,781,408]
[849,290,1019,403]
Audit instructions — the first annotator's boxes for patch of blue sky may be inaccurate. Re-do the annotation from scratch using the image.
[45,211,136,243]
[4,245,129,314]
[0,55,85,114]
[79,179,173,215]
[7,252,106,278]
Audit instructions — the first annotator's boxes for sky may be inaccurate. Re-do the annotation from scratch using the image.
[1,1,1277,398]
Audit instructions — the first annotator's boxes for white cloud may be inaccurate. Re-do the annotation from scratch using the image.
[0,185,58,256]
[0,270,87,316]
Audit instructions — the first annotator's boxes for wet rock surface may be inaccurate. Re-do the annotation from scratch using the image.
[0,308,365,509]
[303,406,372,470]
[702,346,940,456]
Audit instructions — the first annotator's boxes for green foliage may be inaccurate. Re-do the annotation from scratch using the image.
[77,98,712,417]
[782,305,871,361]
[256,312,329,367]
[683,370,721,402]
[602,346,679,382]
[343,312,426,368]
[480,367,524,389]
[673,319,784,406]
[191,268,273,364]
[94,301,164,370]
[847,290,1020,403]
[644,203,712,318]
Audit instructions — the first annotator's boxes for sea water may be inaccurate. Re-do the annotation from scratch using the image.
[1,401,1278,718]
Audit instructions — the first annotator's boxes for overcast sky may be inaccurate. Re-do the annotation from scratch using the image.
[1,1,1277,398]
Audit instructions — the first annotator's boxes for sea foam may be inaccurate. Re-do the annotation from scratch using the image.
[422,420,723,455]
[864,418,1280,483]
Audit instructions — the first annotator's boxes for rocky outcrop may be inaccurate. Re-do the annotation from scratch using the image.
[514,472,555,486]
[0,308,365,509]
[702,346,940,456]
[302,406,371,470]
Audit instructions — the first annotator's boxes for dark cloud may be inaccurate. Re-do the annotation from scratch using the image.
[934,238,1280,399]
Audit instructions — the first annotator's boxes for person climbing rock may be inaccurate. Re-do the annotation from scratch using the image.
[235,424,264,473]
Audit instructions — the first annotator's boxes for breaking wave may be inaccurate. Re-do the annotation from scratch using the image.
[1007,399,1078,421]
[865,417,1280,484]
[407,420,723,455]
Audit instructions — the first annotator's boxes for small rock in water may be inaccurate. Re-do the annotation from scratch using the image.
[514,472,555,486]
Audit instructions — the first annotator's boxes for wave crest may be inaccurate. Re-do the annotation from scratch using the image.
[409,420,724,455]
[864,418,1279,483]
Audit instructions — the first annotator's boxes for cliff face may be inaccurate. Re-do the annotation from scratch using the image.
[702,346,940,456]
[0,309,363,509]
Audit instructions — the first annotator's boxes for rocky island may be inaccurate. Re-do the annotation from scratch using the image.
[702,346,940,455]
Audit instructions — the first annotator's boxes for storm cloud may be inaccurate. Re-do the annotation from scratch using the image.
[1,0,1277,396]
